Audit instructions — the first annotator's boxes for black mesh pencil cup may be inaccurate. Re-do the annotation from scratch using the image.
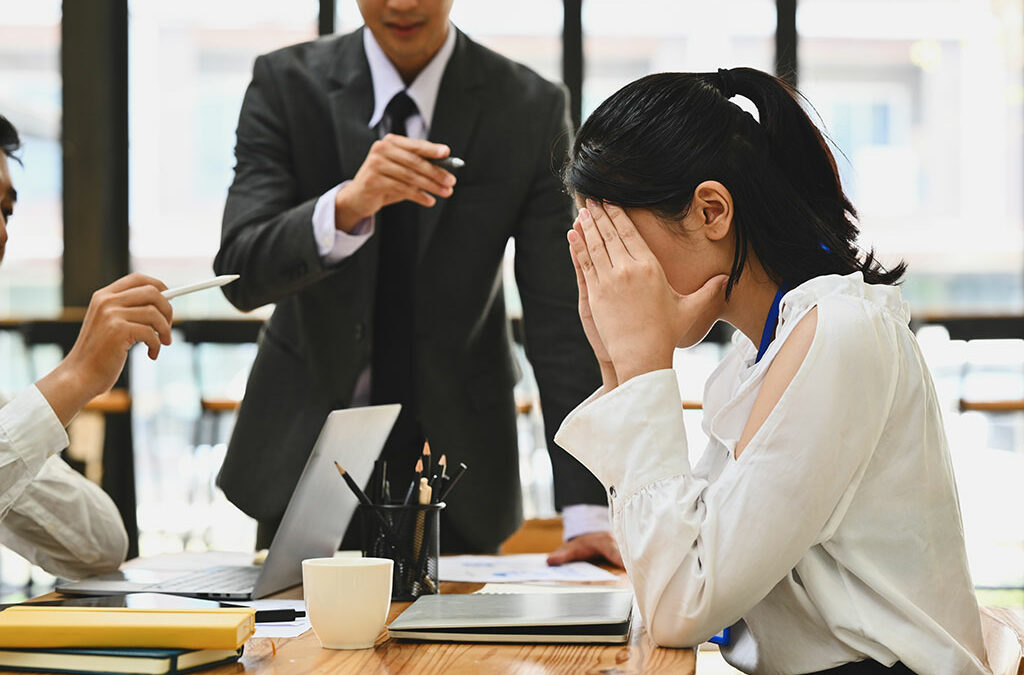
[357,502,444,601]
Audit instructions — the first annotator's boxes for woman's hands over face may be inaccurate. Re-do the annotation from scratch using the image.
[567,200,728,385]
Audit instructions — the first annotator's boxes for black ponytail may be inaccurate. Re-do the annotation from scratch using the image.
[566,68,905,294]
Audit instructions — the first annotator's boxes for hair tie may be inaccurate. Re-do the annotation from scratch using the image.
[716,68,735,99]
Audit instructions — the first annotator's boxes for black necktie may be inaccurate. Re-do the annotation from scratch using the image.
[371,91,424,475]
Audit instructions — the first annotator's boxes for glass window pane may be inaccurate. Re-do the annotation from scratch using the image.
[0,0,63,318]
[128,1,317,318]
[798,0,1024,312]
[583,0,776,118]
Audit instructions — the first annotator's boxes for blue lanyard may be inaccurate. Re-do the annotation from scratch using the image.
[755,286,788,364]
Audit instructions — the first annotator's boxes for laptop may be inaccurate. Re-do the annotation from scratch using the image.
[57,404,401,601]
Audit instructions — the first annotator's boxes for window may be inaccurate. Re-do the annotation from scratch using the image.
[798,0,1024,312]
[582,0,775,118]
[128,0,318,317]
[0,0,63,319]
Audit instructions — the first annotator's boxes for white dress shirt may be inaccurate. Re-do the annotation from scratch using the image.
[556,273,989,674]
[310,25,609,540]
[0,386,128,580]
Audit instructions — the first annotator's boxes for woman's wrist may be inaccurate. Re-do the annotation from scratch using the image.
[611,353,674,385]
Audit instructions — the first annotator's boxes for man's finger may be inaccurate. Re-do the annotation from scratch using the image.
[381,133,449,159]
[376,176,437,208]
[381,143,456,188]
[378,159,453,199]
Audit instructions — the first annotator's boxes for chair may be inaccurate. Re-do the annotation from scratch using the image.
[176,319,262,548]
[981,606,1024,675]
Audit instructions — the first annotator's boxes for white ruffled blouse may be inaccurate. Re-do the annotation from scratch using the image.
[555,273,989,675]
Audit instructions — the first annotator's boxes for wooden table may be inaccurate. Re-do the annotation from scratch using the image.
[5,576,694,674]
[209,580,695,674]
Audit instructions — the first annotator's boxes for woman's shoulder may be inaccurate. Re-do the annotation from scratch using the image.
[782,272,910,335]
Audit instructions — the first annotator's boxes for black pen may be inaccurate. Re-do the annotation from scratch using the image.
[254,609,306,623]
[437,462,467,502]
[429,156,464,171]
[402,457,423,506]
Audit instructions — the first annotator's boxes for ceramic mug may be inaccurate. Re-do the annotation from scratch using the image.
[302,556,393,649]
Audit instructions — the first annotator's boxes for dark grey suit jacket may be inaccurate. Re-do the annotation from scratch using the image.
[214,27,604,552]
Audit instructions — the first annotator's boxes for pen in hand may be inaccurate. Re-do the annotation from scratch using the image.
[429,156,465,172]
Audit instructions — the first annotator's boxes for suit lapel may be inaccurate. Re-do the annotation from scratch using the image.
[327,29,377,182]
[417,30,485,263]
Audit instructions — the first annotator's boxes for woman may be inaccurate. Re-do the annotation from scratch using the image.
[554,68,989,674]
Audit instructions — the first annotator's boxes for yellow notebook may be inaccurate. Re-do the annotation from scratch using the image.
[0,606,255,650]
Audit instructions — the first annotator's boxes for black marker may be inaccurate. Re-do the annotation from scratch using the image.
[429,156,465,171]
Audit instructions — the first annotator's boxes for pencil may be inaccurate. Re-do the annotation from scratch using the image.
[334,462,418,573]
[422,442,432,481]
[334,462,372,506]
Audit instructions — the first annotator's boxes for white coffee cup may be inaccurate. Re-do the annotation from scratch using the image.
[302,556,393,649]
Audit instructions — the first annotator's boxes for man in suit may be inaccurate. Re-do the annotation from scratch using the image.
[215,0,621,564]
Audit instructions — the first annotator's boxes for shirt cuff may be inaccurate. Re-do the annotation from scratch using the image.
[561,503,611,541]
[312,182,375,264]
[554,369,691,505]
[0,385,70,469]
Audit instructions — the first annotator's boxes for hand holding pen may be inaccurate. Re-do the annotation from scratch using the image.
[333,133,465,232]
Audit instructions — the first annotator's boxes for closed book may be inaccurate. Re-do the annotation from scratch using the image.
[0,607,254,651]
[387,590,634,644]
[0,646,242,675]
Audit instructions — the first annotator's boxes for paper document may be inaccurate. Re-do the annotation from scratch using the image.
[474,582,622,595]
[439,554,617,583]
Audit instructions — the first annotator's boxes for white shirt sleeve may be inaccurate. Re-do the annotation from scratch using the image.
[561,503,611,541]
[0,386,128,579]
[554,301,897,647]
[312,182,375,264]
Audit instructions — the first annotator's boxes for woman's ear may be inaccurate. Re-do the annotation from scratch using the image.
[692,181,733,242]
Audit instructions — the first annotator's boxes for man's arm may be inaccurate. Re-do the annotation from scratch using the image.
[215,54,339,312]
[215,55,455,312]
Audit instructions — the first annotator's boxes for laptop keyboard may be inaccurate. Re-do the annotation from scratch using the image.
[153,566,260,594]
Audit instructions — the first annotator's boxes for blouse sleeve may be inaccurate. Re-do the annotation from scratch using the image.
[555,298,899,646]
[0,387,128,579]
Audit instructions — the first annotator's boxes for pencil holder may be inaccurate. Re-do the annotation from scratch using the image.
[356,502,444,601]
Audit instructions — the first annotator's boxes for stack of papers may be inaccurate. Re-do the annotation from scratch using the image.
[439,554,618,583]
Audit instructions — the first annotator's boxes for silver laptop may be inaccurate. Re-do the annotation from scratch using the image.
[57,404,400,601]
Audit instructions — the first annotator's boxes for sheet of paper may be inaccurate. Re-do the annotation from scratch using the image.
[234,599,312,639]
[439,554,617,583]
[473,582,622,595]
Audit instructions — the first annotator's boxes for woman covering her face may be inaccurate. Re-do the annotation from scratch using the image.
[554,68,989,675]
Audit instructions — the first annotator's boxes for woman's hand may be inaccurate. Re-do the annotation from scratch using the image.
[567,214,617,388]
[568,200,727,384]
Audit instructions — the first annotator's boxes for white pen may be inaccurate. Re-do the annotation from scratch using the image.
[161,274,240,300]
